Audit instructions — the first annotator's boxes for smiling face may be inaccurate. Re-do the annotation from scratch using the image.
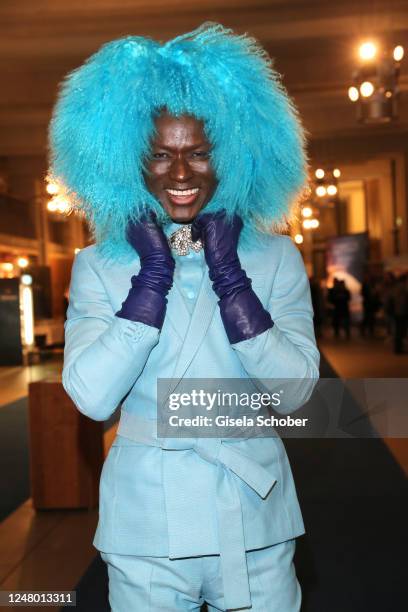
[143,111,218,223]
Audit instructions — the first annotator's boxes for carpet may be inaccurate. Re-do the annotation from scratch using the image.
[0,397,30,522]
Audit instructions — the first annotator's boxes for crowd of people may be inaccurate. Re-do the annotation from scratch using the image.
[309,272,408,354]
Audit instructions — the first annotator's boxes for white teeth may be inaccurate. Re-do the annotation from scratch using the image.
[166,188,199,196]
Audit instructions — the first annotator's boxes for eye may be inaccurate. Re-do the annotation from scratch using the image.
[152,152,170,160]
[191,151,211,159]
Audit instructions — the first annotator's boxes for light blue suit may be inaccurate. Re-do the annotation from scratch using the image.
[63,226,320,610]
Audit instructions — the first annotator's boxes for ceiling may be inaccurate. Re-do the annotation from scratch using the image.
[1,0,408,156]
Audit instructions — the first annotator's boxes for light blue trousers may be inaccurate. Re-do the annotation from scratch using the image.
[100,539,301,611]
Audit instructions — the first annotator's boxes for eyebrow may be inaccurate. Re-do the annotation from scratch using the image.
[152,142,211,151]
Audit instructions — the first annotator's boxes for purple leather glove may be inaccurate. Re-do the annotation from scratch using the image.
[191,211,273,344]
[115,216,175,329]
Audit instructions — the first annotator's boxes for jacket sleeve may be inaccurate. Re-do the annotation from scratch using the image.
[62,249,160,421]
[232,236,320,414]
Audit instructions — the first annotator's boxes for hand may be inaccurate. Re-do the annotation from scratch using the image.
[192,211,247,299]
[191,211,243,271]
[192,210,272,344]
[115,214,175,329]
[126,214,174,267]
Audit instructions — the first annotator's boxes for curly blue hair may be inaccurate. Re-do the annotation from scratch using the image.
[49,23,307,261]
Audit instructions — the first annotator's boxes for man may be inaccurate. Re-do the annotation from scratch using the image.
[50,23,320,611]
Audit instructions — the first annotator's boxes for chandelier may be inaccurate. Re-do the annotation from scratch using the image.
[313,167,341,200]
[348,41,404,123]
[44,176,71,217]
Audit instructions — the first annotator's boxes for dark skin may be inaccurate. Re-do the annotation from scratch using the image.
[143,111,218,223]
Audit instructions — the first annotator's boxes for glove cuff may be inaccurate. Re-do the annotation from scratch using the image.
[116,285,167,329]
[219,288,273,344]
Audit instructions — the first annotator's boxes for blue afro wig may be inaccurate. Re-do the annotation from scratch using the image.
[49,22,307,262]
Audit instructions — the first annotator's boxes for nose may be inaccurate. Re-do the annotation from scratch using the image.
[169,155,193,182]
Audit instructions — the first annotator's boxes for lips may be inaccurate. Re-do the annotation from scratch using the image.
[165,187,200,206]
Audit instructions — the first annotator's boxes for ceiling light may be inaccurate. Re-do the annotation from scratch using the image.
[46,182,59,195]
[393,45,404,62]
[348,86,359,102]
[21,274,32,285]
[359,41,377,61]
[327,185,338,196]
[301,206,313,218]
[56,197,70,213]
[47,199,58,212]
[360,81,374,97]
[17,257,29,268]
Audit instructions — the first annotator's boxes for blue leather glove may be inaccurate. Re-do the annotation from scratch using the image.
[191,211,273,344]
[115,216,175,329]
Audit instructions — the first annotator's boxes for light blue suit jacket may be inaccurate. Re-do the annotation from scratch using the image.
[63,230,319,562]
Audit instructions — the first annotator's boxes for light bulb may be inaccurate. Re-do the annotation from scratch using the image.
[301,206,313,218]
[57,199,69,213]
[50,195,70,213]
[17,257,29,268]
[327,185,338,196]
[21,274,32,285]
[46,182,59,195]
[360,81,374,97]
[316,185,327,197]
[359,41,377,61]
[333,168,341,178]
[315,168,325,179]
[393,45,404,62]
[348,86,359,102]
[294,234,304,244]
[47,199,58,212]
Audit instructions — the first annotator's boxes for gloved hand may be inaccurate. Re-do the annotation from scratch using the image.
[191,211,273,343]
[115,215,175,329]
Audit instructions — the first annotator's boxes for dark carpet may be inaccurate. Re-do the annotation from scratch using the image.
[62,355,407,610]
[0,397,30,522]
[287,356,408,611]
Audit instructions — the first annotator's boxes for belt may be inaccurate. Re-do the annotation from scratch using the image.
[117,409,277,610]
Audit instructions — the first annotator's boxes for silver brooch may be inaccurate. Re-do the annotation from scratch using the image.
[168,225,203,256]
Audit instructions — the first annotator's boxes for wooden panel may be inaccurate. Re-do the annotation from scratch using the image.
[28,380,104,509]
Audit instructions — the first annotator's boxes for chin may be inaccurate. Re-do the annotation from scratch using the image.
[167,206,202,224]
[168,211,193,224]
